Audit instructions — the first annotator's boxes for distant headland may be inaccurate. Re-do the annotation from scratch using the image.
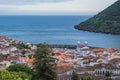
[74,0,120,35]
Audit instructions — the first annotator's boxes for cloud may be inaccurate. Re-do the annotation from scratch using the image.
[0,0,72,5]
[0,0,117,15]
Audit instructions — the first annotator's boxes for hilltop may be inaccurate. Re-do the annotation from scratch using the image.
[74,0,120,34]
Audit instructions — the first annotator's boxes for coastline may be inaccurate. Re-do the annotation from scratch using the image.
[0,35,119,50]
[74,25,120,35]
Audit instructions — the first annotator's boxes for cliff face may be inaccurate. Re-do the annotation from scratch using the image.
[75,0,120,34]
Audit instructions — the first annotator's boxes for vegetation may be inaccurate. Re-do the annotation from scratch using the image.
[105,71,112,80]
[7,64,33,75]
[17,43,30,49]
[105,78,113,80]
[0,70,31,80]
[105,71,112,77]
[75,0,120,34]
[28,54,33,59]
[84,76,94,80]
[78,76,94,80]
[32,44,57,80]
[71,71,79,80]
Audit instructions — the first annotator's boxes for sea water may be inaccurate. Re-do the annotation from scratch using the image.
[0,15,120,49]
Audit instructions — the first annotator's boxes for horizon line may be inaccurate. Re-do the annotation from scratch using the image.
[0,14,94,16]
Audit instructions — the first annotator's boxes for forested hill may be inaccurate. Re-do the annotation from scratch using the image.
[74,0,120,34]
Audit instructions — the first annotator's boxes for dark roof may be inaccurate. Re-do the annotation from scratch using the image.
[0,55,8,62]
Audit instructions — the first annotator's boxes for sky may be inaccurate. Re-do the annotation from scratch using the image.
[0,0,118,15]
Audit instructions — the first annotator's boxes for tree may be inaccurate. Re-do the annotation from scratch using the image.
[105,71,112,77]
[0,70,31,80]
[105,71,112,80]
[71,71,79,80]
[17,43,30,49]
[7,64,33,75]
[84,76,94,80]
[105,78,113,80]
[17,71,32,80]
[32,44,57,80]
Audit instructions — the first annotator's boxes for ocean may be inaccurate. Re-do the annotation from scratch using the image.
[0,15,120,49]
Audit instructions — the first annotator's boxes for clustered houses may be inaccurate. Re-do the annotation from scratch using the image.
[52,46,120,80]
[0,36,120,80]
[0,36,36,69]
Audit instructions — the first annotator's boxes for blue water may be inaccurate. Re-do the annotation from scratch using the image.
[0,15,120,49]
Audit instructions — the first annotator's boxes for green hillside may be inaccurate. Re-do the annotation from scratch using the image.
[74,0,120,34]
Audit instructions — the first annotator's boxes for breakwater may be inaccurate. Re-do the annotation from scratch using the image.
[48,44,104,50]
[48,44,77,49]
